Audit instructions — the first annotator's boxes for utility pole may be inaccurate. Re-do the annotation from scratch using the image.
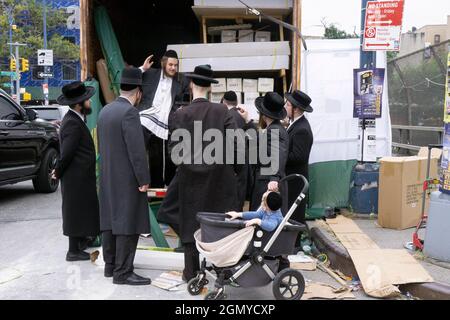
[7,6,15,96]
[43,0,49,105]
[360,0,376,69]
[8,42,27,105]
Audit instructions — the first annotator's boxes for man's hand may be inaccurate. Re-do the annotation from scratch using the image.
[237,106,250,123]
[245,218,262,228]
[268,181,279,192]
[226,211,242,220]
[139,184,149,193]
[141,55,154,72]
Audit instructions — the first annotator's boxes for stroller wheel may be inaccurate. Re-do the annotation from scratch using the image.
[205,290,227,300]
[187,277,208,296]
[272,269,305,300]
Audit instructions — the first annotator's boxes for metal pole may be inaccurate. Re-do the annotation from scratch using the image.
[43,0,49,105]
[360,0,376,69]
[15,45,20,105]
[8,7,14,95]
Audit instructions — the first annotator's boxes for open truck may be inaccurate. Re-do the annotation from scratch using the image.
[77,0,302,106]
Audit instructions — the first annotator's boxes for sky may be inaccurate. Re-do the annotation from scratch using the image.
[302,0,450,36]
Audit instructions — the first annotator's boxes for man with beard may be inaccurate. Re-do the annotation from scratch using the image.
[54,82,100,261]
[139,50,189,188]
[97,67,151,285]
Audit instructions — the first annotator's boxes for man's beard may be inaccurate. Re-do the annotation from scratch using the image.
[81,107,93,115]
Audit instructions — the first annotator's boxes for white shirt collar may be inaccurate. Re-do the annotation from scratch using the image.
[69,108,85,122]
[119,95,134,106]
[288,113,304,130]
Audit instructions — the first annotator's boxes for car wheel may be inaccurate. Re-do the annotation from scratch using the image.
[33,148,59,193]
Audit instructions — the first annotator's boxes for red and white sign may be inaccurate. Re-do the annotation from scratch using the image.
[363,0,405,52]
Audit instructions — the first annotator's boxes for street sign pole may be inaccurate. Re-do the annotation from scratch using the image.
[43,0,49,105]
[8,42,27,105]
[7,6,14,96]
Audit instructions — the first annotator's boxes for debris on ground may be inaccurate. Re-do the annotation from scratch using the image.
[152,271,185,291]
[0,268,23,285]
[302,282,355,300]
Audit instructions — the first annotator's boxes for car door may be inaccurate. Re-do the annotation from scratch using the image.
[0,95,44,181]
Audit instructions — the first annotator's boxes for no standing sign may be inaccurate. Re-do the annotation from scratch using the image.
[363,0,405,51]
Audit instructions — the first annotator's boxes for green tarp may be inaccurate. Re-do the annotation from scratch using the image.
[84,79,103,132]
[306,160,357,219]
[94,6,125,96]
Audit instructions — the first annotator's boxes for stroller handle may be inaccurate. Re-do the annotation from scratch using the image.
[280,174,309,196]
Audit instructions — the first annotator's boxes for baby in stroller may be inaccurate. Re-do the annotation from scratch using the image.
[226,191,283,232]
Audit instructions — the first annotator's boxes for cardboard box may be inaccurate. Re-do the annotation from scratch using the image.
[211,78,226,93]
[244,92,260,105]
[258,78,274,92]
[221,30,236,43]
[243,79,258,92]
[378,148,442,230]
[238,29,254,42]
[227,78,242,92]
[255,31,271,42]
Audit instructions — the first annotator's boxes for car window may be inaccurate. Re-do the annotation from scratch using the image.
[0,96,22,121]
[32,109,61,121]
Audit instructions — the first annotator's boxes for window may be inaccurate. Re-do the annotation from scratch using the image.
[434,34,441,44]
[62,63,77,81]
[0,96,21,120]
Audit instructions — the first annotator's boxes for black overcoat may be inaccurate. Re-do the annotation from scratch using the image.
[249,120,289,213]
[97,97,151,235]
[56,110,100,237]
[158,98,240,244]
[285,116,314,223]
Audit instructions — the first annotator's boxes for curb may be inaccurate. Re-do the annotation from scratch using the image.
[310,226,450,300]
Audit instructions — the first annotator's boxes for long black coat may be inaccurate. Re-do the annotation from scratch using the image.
[97,97,151,235]
[158,98,240,244]
[249,120,289,213]
[56,110,100,237]
[285,116,313,223]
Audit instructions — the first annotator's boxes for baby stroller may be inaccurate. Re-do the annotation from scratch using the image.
[187,174,309,300]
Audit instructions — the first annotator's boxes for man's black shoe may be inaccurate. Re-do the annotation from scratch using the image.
[66,251,90,262]
[104,268,114,278]
[113,273,151,286]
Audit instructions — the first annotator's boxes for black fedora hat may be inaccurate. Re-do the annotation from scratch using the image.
[185,65,219,87]
[119,67,143,86]
[255,92,287,120]
[57,81,96,105]
[285,90,313,113]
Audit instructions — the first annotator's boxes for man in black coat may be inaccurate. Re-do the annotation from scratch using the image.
[240,93,289,213]
[54,82,100,262]
[139,50,189,188]
[284,90,314,224]
[158,65,240,281]
[221,91,248,211]
[97,67,151,286]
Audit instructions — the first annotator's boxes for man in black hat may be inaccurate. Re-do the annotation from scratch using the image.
[221,91,248,211]
[240,92,289,213]
[158,65,240,281]
[284,90,314,225]
[139,50,189,188]
[54,82,100,261]
[97,67,151,286]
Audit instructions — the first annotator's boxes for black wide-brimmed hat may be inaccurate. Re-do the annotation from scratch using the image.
[120,67,143,86]
[185,64,219,87]
[285,90,313,113]
[57,81,95,105]
[255,92,287,120]
[266,192,282,211]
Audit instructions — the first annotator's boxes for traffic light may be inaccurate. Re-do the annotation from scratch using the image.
[10,58,16,71]
[20,58,29,72]
[22,92,32,102]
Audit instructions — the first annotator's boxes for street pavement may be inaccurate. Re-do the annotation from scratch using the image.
[0,182,373,300]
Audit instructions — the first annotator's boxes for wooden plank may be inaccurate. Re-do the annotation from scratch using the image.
[79,0,88,80]
[192,6,292,20]
[202,17,208,43]
[391,125,444,132]
[392,142,421,152]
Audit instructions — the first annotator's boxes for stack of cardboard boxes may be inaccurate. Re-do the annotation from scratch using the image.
[221,30,271,43]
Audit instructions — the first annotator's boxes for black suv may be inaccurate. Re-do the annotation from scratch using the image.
[0,89,60,193]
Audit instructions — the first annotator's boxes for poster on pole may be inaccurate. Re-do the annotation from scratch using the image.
[363,0,405,51]
[444,53,450,124]
[353,68,385,119]
[37,49,53,66]
[357,119,377,163]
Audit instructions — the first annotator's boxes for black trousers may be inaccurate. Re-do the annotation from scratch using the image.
[68,237,83,253]
[183,243,200,281]
[102,231,139,281]
[142,127,176,188]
